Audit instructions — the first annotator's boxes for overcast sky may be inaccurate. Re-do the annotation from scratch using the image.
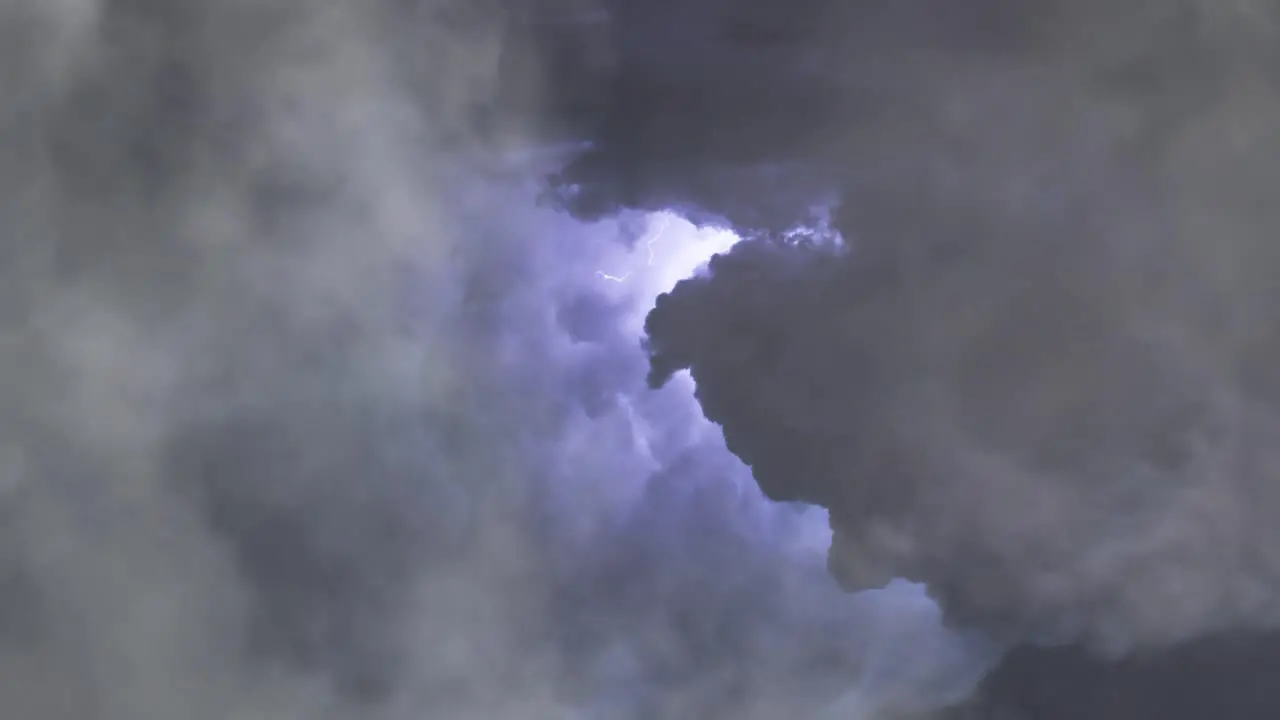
[4,2,1280,719]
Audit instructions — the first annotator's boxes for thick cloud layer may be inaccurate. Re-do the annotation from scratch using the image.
[0,1,995,717]
[932,632,1280,720]
[639,0,1280,656]
[539,1,1279,236]
[14,0,1280,717]
[517,0,1280,716]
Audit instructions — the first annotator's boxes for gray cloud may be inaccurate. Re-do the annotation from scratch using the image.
[490,1,1280,716]
[27,1,1280,717]
[0,1,991,718]
[625,0,1280,672]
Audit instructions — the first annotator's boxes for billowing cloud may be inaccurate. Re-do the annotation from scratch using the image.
[0,1,997,718]
[17,0,1280,717]
[629,0,1280,661]
[932,631,1280,720]
[508,0,1280,715]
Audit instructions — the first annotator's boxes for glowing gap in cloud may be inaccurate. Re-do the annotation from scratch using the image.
[598,212,834,553]
[594,212,741,337]
[578,210,999,716]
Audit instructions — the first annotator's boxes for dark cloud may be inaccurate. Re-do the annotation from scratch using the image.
[13,0,1280,717]
[642,0,1280,653]
[535,1,1251,234]
[933,632,1280,720]
[516,0,1280,716]
[0,1,992,717]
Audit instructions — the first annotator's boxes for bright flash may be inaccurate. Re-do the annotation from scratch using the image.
[646,216,670,266]
[594,212,739,295]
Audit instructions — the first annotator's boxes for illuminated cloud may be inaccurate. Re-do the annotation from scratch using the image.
[23,1,1280,718]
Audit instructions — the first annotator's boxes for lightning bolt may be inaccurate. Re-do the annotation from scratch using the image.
[594,215,671,284]
[647,216,670,266]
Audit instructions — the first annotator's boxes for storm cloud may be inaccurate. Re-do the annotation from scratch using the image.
[537,0,1280,713]
[532,0,1280,716]
[0,0,998,717]
[10,0,1280,718]
[637,0,1280,653]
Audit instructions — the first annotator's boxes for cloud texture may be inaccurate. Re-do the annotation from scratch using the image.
[634,0,1280,654]
[529,0,1280,716]
[0,1,991,717]
[12,0,1280,718]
